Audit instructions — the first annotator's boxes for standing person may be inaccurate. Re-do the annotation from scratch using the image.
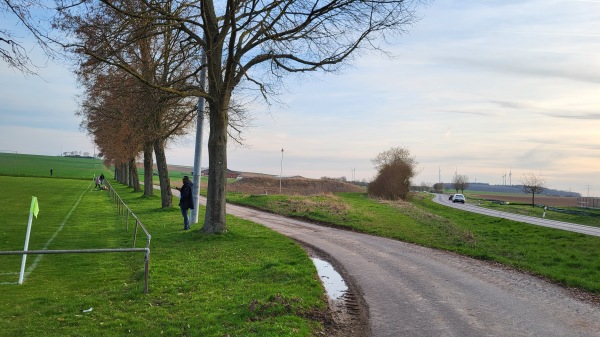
[94,176,101,189]
[99,173,105,184]
[50,168,53,176]
[177,176,194,230]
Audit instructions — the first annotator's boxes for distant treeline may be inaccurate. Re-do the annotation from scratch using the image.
[61,150,99,158]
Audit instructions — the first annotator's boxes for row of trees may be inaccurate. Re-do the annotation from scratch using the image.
[63,151,92,157]
[3,0,422,233]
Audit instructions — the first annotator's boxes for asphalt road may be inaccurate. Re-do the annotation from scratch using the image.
[434,193,600,237]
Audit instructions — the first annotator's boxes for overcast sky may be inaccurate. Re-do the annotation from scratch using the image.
[1,0,599,195]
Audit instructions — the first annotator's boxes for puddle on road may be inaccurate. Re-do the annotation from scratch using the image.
[311,257,348,299]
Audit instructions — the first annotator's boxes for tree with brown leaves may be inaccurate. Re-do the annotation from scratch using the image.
[57,0,422,233]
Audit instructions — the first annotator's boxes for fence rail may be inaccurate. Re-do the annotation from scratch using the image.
[577,197,600,209]
[105,180,152,249]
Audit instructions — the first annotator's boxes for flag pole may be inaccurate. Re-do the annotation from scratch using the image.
[19,197,38,284]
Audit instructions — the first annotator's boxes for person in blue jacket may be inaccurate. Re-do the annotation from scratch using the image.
[177,176,194,230]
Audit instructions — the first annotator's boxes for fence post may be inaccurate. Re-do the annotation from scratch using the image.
[144,248,150,294]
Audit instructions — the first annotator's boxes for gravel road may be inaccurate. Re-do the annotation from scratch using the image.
[180,190,600,337]
[223,201,600,337]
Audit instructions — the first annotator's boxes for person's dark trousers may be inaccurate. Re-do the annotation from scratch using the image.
[181,207,190,230]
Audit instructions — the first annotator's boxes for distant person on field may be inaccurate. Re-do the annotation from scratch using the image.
[50,168,53,176]
[94,176,101,189]
[176,176,194,230]
[100,173,105,184]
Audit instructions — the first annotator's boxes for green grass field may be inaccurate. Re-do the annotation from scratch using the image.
[0,155,328,336]
[0,153,106,179]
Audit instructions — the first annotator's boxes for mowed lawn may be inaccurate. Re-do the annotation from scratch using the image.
[0,172,328,336]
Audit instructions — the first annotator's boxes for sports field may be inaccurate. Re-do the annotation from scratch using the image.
[0,154,329,336]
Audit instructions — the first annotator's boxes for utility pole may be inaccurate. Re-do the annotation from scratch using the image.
[190,49,207,225]
[279,148,284,194]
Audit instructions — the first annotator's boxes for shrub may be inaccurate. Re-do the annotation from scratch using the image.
[368,161,414,200]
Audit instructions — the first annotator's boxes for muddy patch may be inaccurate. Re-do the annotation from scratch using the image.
[304,245,370,337]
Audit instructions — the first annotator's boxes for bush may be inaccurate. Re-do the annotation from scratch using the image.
[368,161,413,200]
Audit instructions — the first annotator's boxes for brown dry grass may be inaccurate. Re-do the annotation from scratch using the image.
[272,194,351,217]
[227,176,365,196]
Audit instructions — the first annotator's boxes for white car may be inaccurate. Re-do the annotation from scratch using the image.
[452,194,466,204]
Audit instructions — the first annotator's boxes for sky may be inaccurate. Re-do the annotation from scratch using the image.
[1,0,599,196]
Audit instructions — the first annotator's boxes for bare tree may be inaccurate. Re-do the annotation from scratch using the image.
[521,173,546,206]
[0,0,58,73]
[452,175,469,193]
[56,0,422,233]
[371,147,418,171]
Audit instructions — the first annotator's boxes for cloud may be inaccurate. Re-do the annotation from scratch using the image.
[1,0,599,195]
[543,112,600,120]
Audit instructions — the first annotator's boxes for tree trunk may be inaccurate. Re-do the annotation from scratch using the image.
[154,137,172,208]
[128,161,134,188]
[120,162,128,185]
[143,141,154,197]
[202,102,228,233]
[129,158,141,192]
[114,164,120,182]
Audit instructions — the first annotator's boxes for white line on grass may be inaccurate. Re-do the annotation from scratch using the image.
[0,272,19,285]
[20,182,93,283]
